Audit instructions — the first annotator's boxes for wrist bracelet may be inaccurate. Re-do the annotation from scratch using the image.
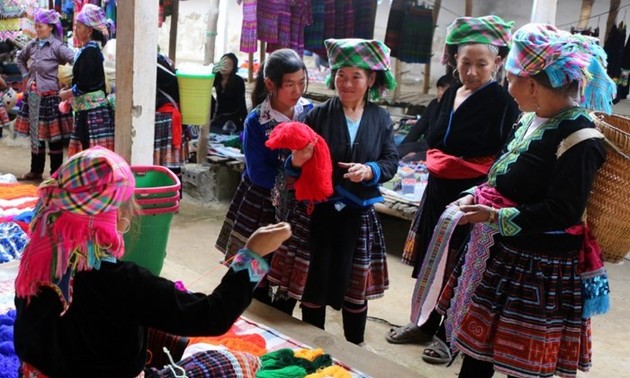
[230,249,269,283]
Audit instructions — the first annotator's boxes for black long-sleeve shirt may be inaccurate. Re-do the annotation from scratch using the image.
[14,261,257,378]
[71,42,106,96]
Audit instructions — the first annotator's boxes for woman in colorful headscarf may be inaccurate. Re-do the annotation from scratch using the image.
[216,48,312,315]
[15,9,74,181]
[385,15,520,364]
[272,38,398,348]
[59,4,115,156]
[446,23,613,378]
[14,146,292,377]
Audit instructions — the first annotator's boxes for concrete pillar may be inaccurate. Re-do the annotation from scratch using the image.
[530,0,557,24]
[115,0,159,165]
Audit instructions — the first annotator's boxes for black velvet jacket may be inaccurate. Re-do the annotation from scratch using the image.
[305,97,398,207]
[15,261,257,378]
[427,81,520,158]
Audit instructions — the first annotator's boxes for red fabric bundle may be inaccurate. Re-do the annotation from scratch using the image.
[265,122,333,206]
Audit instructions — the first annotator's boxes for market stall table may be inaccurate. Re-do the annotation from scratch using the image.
[244,300,426,378]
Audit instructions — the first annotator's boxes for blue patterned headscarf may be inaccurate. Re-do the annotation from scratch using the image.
[506,23,616,113]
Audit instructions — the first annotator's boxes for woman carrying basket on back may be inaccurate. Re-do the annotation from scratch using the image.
[444,23,613,378]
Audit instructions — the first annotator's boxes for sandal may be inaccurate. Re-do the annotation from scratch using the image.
[17,172,43,181]
[385,322,433,344]
[422,336,453,365]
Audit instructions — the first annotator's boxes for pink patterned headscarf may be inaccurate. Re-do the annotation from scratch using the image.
[34,8,63,40]
[76,4,114,40]
[15,147,135,313]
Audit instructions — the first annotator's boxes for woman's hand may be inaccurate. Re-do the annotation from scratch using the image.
[339,162,373,182]
[291,141,315,168]
[245,222,292,257]
[449,194,474,208]
[59,89,73,101]
[458,204,497,225]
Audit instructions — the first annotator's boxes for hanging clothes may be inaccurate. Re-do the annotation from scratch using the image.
[353,0,377,40]
[617,30,630,101]
[385,0,434,63]
[257,0,280,44]
[398,5,433,64]
[266,0,291,52]
[304,0,325,51]
[289,0,312,55]
[240,0,257,53]
[604,22,626,80]
[385,0,414,58]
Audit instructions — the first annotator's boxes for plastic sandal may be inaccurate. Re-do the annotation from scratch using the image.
[422,336,453,365]
[385,322,433,344]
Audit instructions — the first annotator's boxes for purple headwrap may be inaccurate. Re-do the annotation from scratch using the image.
[76,4,114,40]
[34,9,63,40]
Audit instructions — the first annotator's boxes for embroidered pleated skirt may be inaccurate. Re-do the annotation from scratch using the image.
[216,174,275,260]
[438,242,591,378]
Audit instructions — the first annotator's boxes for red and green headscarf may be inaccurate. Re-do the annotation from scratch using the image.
[505,23,616,113]
[15,147,135,313]
[325,38,397,101]
[441,15,514,65]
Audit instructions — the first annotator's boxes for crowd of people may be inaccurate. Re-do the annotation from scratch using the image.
[9,4,618,378]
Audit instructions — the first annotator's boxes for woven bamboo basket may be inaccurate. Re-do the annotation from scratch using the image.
[588,112,630,263]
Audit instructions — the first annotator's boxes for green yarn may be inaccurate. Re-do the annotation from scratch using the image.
[256,366,307,378]
[256,348,334,377]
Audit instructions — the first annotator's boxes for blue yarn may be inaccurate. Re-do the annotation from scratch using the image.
[0,310,18,378]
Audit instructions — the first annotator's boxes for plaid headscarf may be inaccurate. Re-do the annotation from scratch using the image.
[15,146,135,313]
[505,23,617,113]
[441,15,514,65]
[325,38,397,101]
[34,9,63,40]
[76,3,114,40]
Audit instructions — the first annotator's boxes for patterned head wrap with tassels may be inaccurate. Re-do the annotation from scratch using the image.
[505,23,617,113]
[76,3,114,40]
[34,8,63,40]
[15,146,135,314]
[441,15,514,65]
[324,38,397,101]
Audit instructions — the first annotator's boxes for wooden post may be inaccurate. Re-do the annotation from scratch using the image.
[422,0,442,95]
[115,0,158,165]
[530,0,557,24]
[259,41,266,69]
[605,0,621,41]
[578,0,595,29]
[198,0,220,165]
[393,58,402,101]
[248,52,255,83]
[465,0,473,16]
[168,0,179,64]
[203,0,221,65]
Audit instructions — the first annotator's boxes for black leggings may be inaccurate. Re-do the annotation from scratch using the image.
[459,356,518,378]
[301,300,368,345]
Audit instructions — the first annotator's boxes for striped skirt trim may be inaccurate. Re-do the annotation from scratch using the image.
[268,201,389,304]
[67,106,115,156]
[14,94,73,152]
[452,242,591,378]
[215,175,275,260]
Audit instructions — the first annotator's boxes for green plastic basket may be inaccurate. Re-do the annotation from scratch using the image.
[121,166,181,275]
[122,211,175,276]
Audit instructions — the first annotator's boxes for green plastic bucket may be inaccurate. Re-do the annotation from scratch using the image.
[123,211,175,275]
[121,166,181,275]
